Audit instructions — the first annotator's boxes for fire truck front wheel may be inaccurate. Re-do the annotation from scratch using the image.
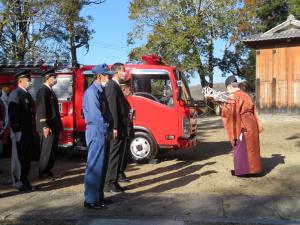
[130,132,158,163]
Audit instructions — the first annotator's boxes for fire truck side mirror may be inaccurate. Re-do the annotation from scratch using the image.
[176,86,182,100]
[176,80,182,100]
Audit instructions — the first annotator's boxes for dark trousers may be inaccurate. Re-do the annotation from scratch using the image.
[16,140,32,185]
[105,137,125,187]
[39,130,59,176]
[11,134,35,188]
[119,138,130,174]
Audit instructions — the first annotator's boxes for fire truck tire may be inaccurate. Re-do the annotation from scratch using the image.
[129,132,158,163]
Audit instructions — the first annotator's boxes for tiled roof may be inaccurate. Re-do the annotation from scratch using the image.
[243,15,300,43]
[244,28,300,42]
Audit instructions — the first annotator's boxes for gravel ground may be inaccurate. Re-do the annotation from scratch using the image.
[0,114,299,225]
[1,114,299,196]
[0,220,76,225]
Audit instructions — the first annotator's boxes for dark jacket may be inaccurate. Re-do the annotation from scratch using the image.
[0,99,4,122]
[36,85,62,132]
[105,79,131,136]
[8,87,36,137]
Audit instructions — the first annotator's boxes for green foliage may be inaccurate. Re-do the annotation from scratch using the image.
[151,79,166,98]
[128,0,300,90]
[220,0,300,90]
[0,0,105,63]
[128,0,243,87]
[288,0,300,18]
[256,0,288,31]
[0,0,57,60]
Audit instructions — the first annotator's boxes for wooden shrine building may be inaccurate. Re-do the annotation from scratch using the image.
[244,15,300,113]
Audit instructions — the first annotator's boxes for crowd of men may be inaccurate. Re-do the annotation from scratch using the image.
[0,63,133,210]
[1,69,63,191]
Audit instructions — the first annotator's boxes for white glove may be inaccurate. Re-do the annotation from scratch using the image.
[14,131,22,142]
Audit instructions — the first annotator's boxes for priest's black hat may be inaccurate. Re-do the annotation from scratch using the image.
[225,75,237,87]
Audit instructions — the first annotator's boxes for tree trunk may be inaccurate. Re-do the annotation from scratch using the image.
[198,67,208,87]
[208,27,214,87]
[69,22,77,67]
[194,46,208,87]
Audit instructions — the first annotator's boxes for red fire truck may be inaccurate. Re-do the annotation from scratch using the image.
[0,56,199,163]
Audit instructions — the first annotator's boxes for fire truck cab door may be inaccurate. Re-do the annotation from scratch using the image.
[129,69,179,146]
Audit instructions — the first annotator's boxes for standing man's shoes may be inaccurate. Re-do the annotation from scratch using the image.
[118,173,131,182]
[48,171,60,179]
[84,201,108,209]
[115,182,127,191]
[18,185,33,192]
[105,187,124,193]
[104,184,125,193]
[39,171,59,180]
[118,177,130,182]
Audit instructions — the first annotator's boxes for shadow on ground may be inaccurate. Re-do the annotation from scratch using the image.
[286,133,300,147]
[164,141,231,162]
[261,154,285,176]
[1,165,300,224]
[126,161,216,192]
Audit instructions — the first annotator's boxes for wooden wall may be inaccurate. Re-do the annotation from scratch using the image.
[256,44,300,113]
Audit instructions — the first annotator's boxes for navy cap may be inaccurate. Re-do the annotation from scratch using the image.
[225,75,237,87]
[92,64,116,76]
[14,69,31,79]
[41,69,57,77]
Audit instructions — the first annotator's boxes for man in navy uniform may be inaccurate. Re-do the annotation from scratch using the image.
[104,63,131,192]
[8,70,36,191]
[36,69,62,180]
[82,64,114,209]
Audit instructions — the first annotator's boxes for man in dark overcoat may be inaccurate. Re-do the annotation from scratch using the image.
[8,70,36,191]
[104,63,131,192]
[36,69,62,180]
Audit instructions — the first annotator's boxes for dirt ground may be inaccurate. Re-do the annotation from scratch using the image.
[0,114,299,197]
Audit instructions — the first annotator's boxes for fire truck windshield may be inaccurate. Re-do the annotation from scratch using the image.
[131,71,174,107]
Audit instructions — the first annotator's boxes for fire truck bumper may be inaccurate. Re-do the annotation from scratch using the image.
[58,129,74,149]
[178,134,197,149]
[159,135,197,150]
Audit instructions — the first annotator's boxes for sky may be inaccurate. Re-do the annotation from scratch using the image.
[77,0,228,86]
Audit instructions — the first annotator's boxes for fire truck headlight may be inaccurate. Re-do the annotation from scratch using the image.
[182,116,190,139]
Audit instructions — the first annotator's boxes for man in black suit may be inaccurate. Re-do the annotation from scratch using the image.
[0,88,5,175]
[104,63,131,192]
[36,69,62,180]
[0,88,4,140]
[8,70,36,191]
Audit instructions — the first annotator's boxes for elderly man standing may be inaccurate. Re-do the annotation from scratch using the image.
[0,88,5,153]
[0,89,4,174]
[8,70,36,191]
[82,64,114,209]
[104,63,131,193]
[36,69,62,180]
